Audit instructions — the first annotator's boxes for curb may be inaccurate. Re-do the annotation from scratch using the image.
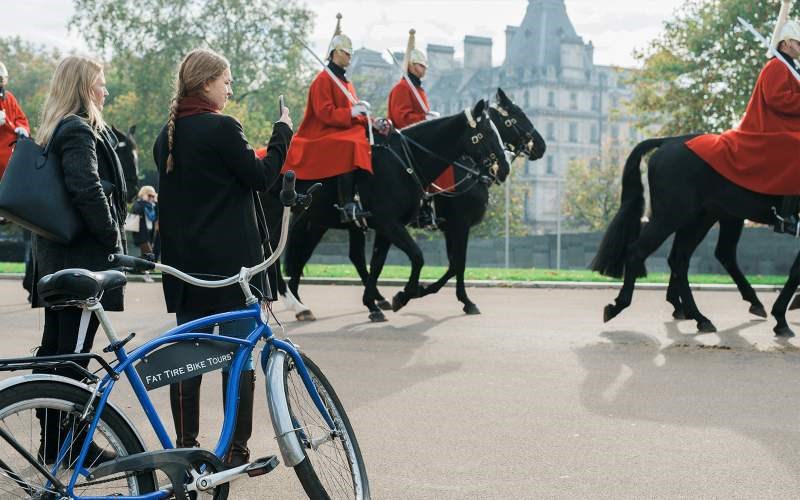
[0,273,786,292]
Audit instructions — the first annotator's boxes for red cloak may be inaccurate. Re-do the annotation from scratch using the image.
[282,70,372,180]
[0,90,31,178]
[686,57,800,195]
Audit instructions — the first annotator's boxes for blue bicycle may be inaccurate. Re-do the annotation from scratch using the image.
[0,173,369,499]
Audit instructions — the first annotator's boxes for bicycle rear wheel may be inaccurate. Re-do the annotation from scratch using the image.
[0,380,157,498]
[284,353,369,499]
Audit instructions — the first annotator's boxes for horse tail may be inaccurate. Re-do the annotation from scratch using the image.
[591,137,669,278]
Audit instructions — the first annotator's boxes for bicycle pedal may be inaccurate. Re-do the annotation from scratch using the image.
[245,455,279,477]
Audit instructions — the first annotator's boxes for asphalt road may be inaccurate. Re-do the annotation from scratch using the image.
[0,279,799,499]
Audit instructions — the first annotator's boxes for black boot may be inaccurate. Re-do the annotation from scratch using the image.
[169,375,202,448]
[37,409,116,467]
[221,370,255,468]
[337,172,370,224]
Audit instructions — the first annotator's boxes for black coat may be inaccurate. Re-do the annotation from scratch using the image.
[33,116,128,310]
[153,113,292,313]
[131,199,157,246]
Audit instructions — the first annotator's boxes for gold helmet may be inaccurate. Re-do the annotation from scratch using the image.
[402,29,428,70]
[328,13,353,57]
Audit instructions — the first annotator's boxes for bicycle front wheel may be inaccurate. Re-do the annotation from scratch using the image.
[284,352,369,499]
[0,380,157,498]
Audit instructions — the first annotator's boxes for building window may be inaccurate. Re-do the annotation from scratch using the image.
[547,91,555,108]
[546,122,555,141]
[590,124,598,144]
[569,122,578,143]
[591,94,599,111]
[546,156,554,174]
[570,92,577,110]
[524,90,530,108]
[611,95,619,108]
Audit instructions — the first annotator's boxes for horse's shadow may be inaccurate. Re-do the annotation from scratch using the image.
[576,320,800,484]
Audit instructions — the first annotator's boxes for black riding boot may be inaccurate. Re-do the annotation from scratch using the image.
[221,370,255,468]
[775,196,800,236]
[169,375,202,448]
[37,409,116,467]
[337,172,369,224]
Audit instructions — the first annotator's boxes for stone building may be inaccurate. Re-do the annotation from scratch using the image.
[349,0,643,233]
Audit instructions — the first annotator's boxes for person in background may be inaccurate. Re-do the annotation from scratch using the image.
[0,61,31,179]
[131,185,158,281]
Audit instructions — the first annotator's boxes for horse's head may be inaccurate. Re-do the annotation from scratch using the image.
[460,99,510,183]
[489,88,546,163]
[111,125,140,202]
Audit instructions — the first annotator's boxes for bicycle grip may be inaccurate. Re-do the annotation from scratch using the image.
[280,170,297,206]
[108,254,156,271]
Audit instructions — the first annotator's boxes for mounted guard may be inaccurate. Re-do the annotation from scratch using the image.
[282,13,372,224]
[386,29,446,228]
[686,0,800,235]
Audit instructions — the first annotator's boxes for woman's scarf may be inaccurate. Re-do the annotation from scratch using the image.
[176,95,220,119]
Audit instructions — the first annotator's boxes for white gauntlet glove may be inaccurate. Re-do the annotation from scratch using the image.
[425,110,441,120]
[0,110,5,127]
[14,127,28,138]
[350,101,371,117]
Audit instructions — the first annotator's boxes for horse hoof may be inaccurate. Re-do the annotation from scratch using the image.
[603,304,617,323]
[377,299,392,311]
[295,310,316,322]
[749,304,768,318]
[697,320,717,333]
[774,326,795,338]
[790,296,800,310]
[392,292,408,312]
[672,309,687,320]
[463,304,481,315]
[369,310,387,322]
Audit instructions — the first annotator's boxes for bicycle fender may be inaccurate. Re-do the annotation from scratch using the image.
[265,350,306,467]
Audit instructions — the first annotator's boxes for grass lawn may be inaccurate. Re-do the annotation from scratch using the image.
[0,262,788,285]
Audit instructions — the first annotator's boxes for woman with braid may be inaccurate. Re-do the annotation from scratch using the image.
[152,48,293,467]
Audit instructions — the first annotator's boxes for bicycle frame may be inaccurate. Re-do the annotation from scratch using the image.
[52,300,336,499]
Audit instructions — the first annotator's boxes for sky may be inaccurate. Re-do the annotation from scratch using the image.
[3,0,688,68]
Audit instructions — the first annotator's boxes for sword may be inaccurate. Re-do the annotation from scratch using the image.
[297,39,374,145]
[386,49,430,113]
[738,16,800,83]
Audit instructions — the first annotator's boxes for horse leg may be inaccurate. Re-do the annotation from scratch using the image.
[363,233,392,322]
[348,228,390,311]
[669,217,718,333]
[714,216,766,318]
[604,220,675,322]
[381,224,425,313]
[419,225,457,298]
[284,223,327,321]
[448,223,479,314]
[771,248,800,337]
[665,245,685,319]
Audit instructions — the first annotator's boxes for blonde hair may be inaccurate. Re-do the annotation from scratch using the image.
[166,48,229,172]
[137,185,156,199]
[37,56,106,146]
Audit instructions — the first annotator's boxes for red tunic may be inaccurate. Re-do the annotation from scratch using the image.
[686,57,800,195]
[0,90,31,178]
[387,78,455,191]
[282,70,371,180]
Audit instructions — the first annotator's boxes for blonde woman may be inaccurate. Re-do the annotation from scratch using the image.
[33,55,127,465]
[153,48,292,467]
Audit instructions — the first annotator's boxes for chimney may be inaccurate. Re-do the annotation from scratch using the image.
[426,44,456,71]
[505,26,518,63]
[464,35,492,69]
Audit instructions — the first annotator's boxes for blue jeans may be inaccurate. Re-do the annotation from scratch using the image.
[175,311,255,371]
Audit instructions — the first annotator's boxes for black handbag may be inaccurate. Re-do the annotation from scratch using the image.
[0,120,84,244]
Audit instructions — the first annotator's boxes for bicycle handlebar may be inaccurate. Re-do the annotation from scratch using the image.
[109,171,301,292]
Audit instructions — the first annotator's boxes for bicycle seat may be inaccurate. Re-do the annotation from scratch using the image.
[37,268,127,306]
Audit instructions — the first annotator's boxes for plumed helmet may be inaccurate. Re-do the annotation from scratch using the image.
[328,13,353,56]
[0,62,7,79]
[768,1,797,57]
[403,29,428,70]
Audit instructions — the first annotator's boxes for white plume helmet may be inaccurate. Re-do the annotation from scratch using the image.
[0,62,7,79]
[327,13,352,57]
[402,29,428,71]
[768,0,796,57]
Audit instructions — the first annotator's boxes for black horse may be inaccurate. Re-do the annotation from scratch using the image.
[415,88,545,314]
[591,135,799,336]
[111,125,140,202]
[276,100,509,322]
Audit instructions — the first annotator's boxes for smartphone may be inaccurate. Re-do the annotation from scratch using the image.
[278,94,285,120]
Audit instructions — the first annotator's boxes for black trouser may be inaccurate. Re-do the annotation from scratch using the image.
[34,307,100,380]
[337,171,356,207]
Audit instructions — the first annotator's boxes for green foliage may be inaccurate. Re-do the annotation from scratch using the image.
[70,0,315,174]
[562,140,626,231]
[0,37,62,135]
[472,157,530,238]
[630,0,789,134]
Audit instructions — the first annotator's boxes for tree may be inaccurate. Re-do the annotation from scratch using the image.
[70,0,315,174]
[630,0,792,134]
[562,140,626,231]
[0,37,62,135]
[472,156,530,238]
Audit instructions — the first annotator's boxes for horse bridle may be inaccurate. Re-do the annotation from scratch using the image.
[490,103,538,160]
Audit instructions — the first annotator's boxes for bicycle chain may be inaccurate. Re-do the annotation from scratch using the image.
[77,471,139,487]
